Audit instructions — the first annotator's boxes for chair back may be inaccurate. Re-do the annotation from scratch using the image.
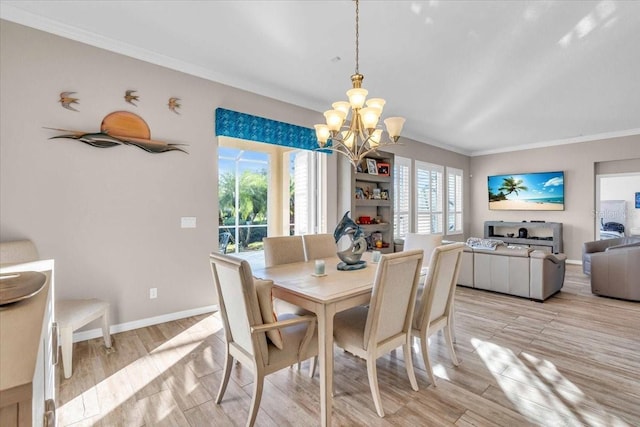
[404,233,443,268]
[0,240,39,265]
[209,252,268,365]
[263,235,305,267]
[414,243,465,331]
[302,234,336,260]
[363,249,423,350]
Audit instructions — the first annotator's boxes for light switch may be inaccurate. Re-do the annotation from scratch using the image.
[181,217,197,228]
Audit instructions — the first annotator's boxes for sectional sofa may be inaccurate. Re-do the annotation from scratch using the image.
[458,245,567,301]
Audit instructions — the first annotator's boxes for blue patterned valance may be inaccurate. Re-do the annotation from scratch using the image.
[215,108,323,152]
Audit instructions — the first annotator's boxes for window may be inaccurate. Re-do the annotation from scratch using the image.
[446,167,463,235]
[415,161,443,234]
[218,147,269,253]
[393,156,411,239]
[289,150,326,235]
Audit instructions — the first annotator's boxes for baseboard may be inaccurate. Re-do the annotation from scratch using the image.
[566,259,582,265]
[72,304,219,343]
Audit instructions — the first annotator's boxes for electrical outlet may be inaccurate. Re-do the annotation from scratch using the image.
[150,288,158,299]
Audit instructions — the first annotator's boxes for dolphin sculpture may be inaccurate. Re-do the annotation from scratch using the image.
[334,211,367,268]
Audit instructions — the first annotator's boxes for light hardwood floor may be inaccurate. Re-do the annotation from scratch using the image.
[56,265,640,426]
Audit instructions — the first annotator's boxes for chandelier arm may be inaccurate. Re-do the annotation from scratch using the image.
[314,0,405,169]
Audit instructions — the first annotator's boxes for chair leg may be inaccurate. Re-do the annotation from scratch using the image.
[247,372,265,427]
[403,342,419,391]
[420,335,437,387]
[366,358,385,417]
[101,308,112,348]
[450,308,457,343]
[308,356,317,378]
[444,323,459,366]
[216,350,233,404]
[60,326,74,379]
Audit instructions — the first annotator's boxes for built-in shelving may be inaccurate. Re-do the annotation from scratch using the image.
[338,151,395,253]
[484,221,563,253]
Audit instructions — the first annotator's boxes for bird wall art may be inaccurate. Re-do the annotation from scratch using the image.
[45,111,188,154]
[124,90,139,106]
[59,92,79,111]
[168,97,181,114]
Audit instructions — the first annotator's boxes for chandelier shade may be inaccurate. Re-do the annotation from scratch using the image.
[314,0,405,168]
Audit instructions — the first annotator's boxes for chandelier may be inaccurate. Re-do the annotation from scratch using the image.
[314,0,405,169]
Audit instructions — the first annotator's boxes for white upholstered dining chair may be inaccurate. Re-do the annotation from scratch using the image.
[262,235,306,267]
[412,242,465,386]
[210,252,318,427]
[302,233,336,260]
[263,235,318,375]
[332,249,424,417]
[403,232,443,271]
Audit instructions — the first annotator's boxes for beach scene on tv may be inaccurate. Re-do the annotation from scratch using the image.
[488,171,564,211]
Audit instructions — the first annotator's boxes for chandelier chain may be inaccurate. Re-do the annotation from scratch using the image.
[313,0,405,169]
[355,0,359,75]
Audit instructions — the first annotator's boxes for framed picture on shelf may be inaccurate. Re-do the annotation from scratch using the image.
[377,162,390,176]
[366,158,378,175]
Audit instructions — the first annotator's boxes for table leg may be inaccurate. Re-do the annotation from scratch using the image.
[317,303,336,427]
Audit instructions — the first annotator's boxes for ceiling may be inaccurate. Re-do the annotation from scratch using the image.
[2,0,639,156]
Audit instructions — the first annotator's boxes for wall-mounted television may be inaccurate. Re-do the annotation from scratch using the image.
[488,171,564,211]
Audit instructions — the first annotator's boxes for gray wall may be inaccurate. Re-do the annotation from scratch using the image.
[0,20,338,325]
[1,20,469,327]
[470,137,640,261]
[2,19,638,329]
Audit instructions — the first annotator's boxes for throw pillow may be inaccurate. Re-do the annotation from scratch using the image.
[254,279,284,349]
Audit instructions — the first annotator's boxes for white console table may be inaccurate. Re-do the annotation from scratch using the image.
[484,221,563,253]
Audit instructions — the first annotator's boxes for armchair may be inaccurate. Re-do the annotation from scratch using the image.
[209,252,318,427]
[590,246,640,301]
[582,237,640,275]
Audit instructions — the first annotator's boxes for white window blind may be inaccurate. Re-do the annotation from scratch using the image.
[415,161,443,234]
[293,151,311,235]
[446,167,463,235]
[394,157,411,239]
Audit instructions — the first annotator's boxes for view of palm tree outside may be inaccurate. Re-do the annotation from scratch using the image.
[218,147,269,253]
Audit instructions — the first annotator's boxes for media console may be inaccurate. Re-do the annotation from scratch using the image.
[484,221,563,253]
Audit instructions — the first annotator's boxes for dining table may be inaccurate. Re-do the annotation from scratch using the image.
[252,253,378,427]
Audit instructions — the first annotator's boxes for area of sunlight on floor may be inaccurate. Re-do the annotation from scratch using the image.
[58,315,224,425]
[472,337,631,427]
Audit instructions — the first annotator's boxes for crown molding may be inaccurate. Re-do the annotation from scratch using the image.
[470,128,640,157]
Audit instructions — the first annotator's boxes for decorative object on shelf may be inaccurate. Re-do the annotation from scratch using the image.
[59,91,79,111]
[124,90,139,106]
[366,158,378,175]
[372,188,381,199]
[377,162,390,176]
[358,216,371,225]
[380,189,389,200]
[355,187,365,199]
[334,211,367,270]
[168,97,181,114]
[45,111,188,153]
[313,0,405,169]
